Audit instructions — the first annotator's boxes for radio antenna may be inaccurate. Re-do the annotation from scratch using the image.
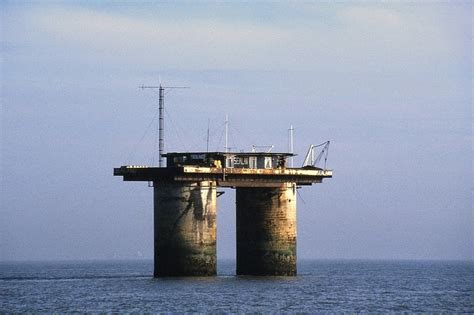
[224,114,229,153]
[288,125,294,167]
[140,83,189,167]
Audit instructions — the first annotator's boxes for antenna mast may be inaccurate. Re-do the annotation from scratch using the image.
[140,83,189,167]
[158,85,164,167]
[288,125,294,167]
[206,118,210,153]
[225,114,229,153]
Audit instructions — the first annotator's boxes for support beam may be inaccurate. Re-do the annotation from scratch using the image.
[153,181,217,276]
[236,183,297,276]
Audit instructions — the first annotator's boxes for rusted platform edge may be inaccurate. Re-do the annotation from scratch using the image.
[114,166,332,186]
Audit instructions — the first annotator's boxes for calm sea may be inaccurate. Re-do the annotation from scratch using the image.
[1,259,472,313]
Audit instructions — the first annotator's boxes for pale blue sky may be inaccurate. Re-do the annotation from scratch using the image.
[1,1,472,261]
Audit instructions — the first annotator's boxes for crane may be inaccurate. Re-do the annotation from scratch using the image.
[302,141,330,169]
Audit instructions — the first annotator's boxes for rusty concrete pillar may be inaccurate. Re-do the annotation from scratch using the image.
[153,181,217,276]
[236,183,297,276]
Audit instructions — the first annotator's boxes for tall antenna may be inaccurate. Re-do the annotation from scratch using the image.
[140,83,189,167]
[288,125,294,167]
[224,114,229,153]
[206,118,210,153]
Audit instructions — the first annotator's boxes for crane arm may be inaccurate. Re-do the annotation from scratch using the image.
[302,141,330,169]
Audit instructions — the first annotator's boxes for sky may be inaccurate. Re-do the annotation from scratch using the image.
[1,1,472,261]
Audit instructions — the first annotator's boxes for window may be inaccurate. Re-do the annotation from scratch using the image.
[249,157,257,169]
[264,157,272,169]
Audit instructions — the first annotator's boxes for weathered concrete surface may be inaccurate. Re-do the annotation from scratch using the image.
[153,181,217,276]
[114,165,332,187]
[236,183,297,276]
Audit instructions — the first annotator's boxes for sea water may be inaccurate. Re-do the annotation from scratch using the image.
[1,259,472,312]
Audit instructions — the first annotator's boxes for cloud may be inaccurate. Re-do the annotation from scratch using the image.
[19,7,291,71]
[343,5,468,58]
[339,6,402,27]
[3,3,469,74]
